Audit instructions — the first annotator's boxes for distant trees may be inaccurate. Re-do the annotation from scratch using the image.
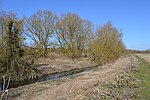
[24,10,57,57]
[89,22,125,64]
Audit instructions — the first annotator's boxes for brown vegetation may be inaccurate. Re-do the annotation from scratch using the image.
[7,55,138,100]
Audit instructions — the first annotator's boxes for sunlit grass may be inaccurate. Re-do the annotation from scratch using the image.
[137,57,150,99]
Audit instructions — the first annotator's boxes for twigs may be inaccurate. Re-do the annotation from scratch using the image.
[0,75,10,100]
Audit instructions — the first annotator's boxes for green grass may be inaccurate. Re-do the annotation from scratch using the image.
[137,57,150,99]
[88,56,150,99]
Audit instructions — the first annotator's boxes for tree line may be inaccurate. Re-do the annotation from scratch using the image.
[23,11,94,58]
[23,10,125,59]
[0,10,125,80]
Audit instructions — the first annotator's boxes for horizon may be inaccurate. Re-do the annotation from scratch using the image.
[1,0,150,50]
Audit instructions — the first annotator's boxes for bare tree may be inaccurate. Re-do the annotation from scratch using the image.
[24,10,57,57]
[78,20,93,55]
[55,13,93,58]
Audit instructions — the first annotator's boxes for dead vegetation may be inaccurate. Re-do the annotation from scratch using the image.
[136,53,150,63]
[88,61,140,100]
[35,53,97,75]
[7,54,138,100]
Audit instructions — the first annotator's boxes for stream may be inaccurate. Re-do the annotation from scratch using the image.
[0,64,99,90]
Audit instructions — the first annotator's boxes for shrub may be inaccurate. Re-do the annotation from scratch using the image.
[0,19,36,80]
[89,22,125,64]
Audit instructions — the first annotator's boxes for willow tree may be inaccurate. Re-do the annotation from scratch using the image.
[55,13,93,58]
[89,22,125,64]
[24,10,57,57]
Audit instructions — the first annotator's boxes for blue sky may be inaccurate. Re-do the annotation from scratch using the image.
[1,0,150,50]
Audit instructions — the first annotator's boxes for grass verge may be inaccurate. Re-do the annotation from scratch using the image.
[88,56,150,100]
[137,57,150,99]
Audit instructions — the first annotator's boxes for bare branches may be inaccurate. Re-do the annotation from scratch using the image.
[55,13,93,58]
[24,10,57,57]
[0,75,10,100]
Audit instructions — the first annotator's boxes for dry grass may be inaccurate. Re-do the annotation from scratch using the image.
[8,54,138,100]
[35,53,97,75]
[136,53,150,63]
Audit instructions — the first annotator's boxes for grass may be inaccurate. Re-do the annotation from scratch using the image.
[137,57,150,99]
[89,56,150,100]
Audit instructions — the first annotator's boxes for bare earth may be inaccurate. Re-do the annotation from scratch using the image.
[9,54,139,100]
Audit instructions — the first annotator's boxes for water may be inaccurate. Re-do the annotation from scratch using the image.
[0,64,99,90]
[37,65,99,82]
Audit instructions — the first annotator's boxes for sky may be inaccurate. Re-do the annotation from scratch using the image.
[1,0,150,50]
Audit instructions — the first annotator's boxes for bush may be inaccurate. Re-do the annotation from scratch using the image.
[0,19,36,80]
[89,22,125,64]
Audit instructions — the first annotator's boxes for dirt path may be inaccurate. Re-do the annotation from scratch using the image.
[10,55,138,100]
